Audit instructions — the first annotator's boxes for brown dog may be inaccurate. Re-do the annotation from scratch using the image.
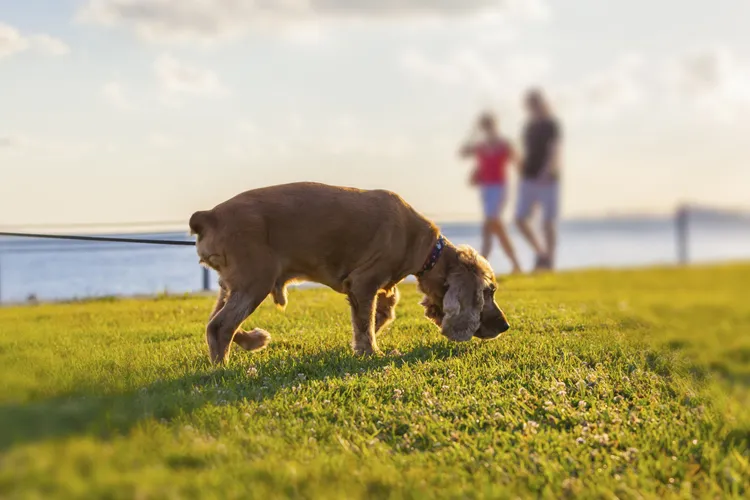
[189,182,510,364]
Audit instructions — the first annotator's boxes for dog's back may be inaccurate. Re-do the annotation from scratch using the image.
[189,182,439,288]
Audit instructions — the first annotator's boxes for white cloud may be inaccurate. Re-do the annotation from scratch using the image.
[0,22,69,59]
[0,23,29,58]
[533,49,750,123]
[149,132,179,148]
[501,0,550,21]
[558,54,646,120]
[78,0,548,44]
[0,134,27,150]
[399,49,463,86]
[400,46,550,100]
[101,81,132,110]
[0,134,93,158]
[228,114,410,161]
[28,34,71,56]
[470,21,519,47]
[664,47,750,119]
[154,54,227,96]
[229,120,291,160]
[400,48,650,124]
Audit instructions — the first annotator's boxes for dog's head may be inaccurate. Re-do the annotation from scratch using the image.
[421,246,510,342]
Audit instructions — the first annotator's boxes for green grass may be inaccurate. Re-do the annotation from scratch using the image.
[1,264,749,499]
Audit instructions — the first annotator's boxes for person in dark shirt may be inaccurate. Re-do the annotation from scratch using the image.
[516,89,562,271]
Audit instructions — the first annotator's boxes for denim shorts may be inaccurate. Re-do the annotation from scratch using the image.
[480,184,508,219]
[515,180,560,222]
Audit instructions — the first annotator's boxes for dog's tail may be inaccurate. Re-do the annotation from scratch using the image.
[189,210,216,237]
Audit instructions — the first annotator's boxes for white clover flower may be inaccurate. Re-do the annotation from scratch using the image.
[594,433,609,445]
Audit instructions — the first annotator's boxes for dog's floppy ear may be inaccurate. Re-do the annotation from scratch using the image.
[441,262,484,342]
[420,296,444,326]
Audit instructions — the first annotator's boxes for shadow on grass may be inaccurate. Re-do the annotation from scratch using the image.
[0,342,468,452]
[723,427,750,453]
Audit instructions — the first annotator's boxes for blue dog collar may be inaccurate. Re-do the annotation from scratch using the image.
[416,235,447,277]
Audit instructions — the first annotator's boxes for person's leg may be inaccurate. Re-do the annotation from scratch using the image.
[542,221,557,269]
[486,186,521,273]
[480,186,498,258]
[491,219,522,273]
[515,181,545,258]
[481,219,493,258]
[540,182,560,270]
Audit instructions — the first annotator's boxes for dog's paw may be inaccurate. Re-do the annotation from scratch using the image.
[352,345,382,357]
[206,333,225,365]
[234,328,271,352]
[209,350,229,366]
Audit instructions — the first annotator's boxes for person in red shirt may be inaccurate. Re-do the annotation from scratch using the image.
[460,112,521,273]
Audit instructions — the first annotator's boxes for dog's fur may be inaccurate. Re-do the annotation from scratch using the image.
[189,182,510,364]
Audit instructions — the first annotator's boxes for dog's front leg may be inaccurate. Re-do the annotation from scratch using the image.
[205,286,228,358]
[347,285,380,356]
[208,282,228,321]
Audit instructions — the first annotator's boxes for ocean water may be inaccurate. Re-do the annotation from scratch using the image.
[1,216,749,303]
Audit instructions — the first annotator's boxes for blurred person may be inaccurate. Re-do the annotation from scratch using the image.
[460,112,522,273]
[516,89,562,271]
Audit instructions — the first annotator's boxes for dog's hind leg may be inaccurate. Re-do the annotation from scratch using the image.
[208,281,266,354]
[206,280,272,365]
[232,279,286,353]
[233,328,271,353]
[374,286,400,336]
[345,278,382,356]
[271,280,288,310]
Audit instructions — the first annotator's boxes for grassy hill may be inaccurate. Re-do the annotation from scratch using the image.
[0,264,748,498]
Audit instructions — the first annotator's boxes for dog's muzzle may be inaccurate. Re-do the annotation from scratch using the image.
[474,309,510,340]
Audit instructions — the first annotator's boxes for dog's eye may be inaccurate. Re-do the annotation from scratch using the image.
[488,284,497,294]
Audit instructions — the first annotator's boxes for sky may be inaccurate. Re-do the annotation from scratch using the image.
[1,0,750,226]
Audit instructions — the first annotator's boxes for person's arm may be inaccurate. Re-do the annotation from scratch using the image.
[507,142,522,172]
[540,122,561,180]
[543,139,560,177]
[459,120,482,158]
[459,142,476,158]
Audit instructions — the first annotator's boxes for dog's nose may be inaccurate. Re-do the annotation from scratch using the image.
[474,314,510,339]
[494,309,510,334]
[494,316,510,334]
